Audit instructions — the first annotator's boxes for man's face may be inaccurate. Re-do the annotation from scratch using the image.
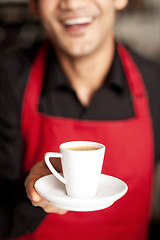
[32,0,127,57]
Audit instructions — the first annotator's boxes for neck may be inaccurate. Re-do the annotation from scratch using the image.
[54,36,115,106]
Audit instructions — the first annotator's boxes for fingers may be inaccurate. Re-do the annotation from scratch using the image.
[31,198,67,215]
[25,160,50,202]
[25,176,41,202]
[24,159,67,215]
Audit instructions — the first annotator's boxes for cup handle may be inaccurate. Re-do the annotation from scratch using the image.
[44,152,66,184]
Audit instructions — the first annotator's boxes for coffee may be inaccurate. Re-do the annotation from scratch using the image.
[67,145,99,151]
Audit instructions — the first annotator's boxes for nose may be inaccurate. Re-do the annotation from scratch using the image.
[59,0,88,10]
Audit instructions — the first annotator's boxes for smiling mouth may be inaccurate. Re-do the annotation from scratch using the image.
[62,17,94,26]
[60,16,94,32]
[57,7,101,33]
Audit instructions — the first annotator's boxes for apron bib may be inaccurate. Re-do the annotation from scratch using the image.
[18,42,154,240]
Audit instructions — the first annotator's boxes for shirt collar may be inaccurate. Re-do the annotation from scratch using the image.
[44,46,71,90]
[44,42,126,93]
[103,43,126,93]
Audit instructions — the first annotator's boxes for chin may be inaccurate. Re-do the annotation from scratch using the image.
[59,43,98,58]
[64,50,90,58]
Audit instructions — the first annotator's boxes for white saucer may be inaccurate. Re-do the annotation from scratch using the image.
[35,174,128,212]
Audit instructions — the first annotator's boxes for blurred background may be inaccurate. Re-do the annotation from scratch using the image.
[0,0,160,238]
[0,0,160,62]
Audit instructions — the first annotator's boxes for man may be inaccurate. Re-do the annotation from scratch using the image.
[0,0,160,239]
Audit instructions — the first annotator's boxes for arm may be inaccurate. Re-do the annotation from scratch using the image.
[0,61,47,239]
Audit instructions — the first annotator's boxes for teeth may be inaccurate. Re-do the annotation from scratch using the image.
[63,17,93,26]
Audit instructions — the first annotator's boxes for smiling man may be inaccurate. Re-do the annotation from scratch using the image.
[29,0,127,106]
[0,0,160,240]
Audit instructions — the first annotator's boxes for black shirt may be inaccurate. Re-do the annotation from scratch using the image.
[0,41,160,239]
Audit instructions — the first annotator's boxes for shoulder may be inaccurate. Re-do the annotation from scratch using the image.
[0,41,43,101]
[122,43,160,93]
[0,41,42,79]
[125,44,160,80]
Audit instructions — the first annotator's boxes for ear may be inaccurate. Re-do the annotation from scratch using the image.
[114,0,128,10]
[29,0,39,15]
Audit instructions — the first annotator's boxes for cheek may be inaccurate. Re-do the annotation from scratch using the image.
[94,0,116,24]
[39,0,57,17]
[94,0,114,8]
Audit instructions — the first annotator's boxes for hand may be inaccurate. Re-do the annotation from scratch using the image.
[25,159,67,215]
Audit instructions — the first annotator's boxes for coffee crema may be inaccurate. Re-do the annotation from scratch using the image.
[66,146,99,151]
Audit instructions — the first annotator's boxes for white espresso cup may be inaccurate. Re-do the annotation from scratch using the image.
[44,141,105,199]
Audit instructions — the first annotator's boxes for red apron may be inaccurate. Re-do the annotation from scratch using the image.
[19,42,154,240]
